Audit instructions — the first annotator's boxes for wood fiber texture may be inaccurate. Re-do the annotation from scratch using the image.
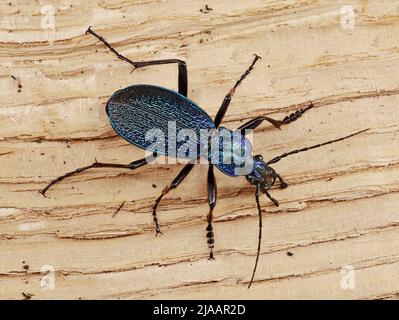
[0,0,398,299]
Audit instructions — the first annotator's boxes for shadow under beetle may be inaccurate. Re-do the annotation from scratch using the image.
[40,27,369,288]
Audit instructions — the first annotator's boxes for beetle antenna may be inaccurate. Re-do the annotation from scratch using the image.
[248,184,262,289]
[267,128,369,165]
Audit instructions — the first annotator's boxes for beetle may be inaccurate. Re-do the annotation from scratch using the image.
[40,27,368,288]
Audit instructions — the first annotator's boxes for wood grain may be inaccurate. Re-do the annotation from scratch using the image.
[0,0,398,299]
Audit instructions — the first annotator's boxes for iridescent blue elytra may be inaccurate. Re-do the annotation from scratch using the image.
[106,84,253,176]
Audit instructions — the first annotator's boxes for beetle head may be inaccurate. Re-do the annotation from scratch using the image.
[246,154,277,191]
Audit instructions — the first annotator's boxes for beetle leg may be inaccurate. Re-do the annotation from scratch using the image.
[214,54,262,128]
[86,27,188,96]
[279,102,314,126]
[206,164,217,259]
[39,153,157,197]
[152,162,195,235]
[238,103,314,132]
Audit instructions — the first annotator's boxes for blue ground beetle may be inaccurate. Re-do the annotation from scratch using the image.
[41,27,368,288]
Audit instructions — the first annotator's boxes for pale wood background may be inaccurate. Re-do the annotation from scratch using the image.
[0,0,398,300]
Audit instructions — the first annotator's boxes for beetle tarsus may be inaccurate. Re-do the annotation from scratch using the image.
[85,26,92,34]
[152,190,167,235]
[208,249,214,260]
[39,189,48,198]
[281,102,314,125]
[206,221,215,259]
[213,55,262,127]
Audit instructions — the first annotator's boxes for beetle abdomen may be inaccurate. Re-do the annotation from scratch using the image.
[106,84,215,159]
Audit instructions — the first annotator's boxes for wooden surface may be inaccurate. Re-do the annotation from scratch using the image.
[0,0,398,300]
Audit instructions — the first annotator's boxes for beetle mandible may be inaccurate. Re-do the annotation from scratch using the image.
[40,27,368,288]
